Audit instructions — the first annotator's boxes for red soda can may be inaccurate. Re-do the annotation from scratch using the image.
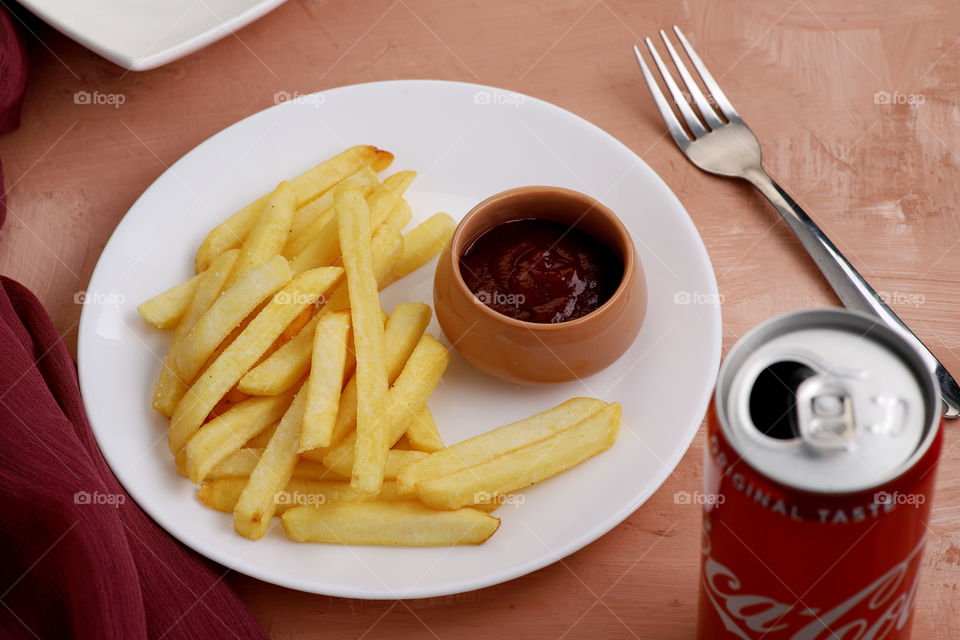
[698,309,943,639]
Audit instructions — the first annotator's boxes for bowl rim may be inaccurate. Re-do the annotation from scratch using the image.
[447,185,638,332]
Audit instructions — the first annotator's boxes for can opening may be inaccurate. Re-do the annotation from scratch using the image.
[749,361,816,440]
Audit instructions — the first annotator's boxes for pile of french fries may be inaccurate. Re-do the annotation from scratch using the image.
[139,145,621,547]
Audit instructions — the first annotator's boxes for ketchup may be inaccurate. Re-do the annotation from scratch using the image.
[458,218,623,323]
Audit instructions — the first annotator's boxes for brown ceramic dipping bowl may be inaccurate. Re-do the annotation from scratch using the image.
[433,186,646,384]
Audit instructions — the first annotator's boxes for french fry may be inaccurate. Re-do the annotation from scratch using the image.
[300,302,432,462]
[223,386,249,404]
[335,185,390,495]
[308,229,400,330]
[195,145,394,272]
[290,458,349,482]
[244,423,277,448]
[393,435,416,450]
[234,384,309,540]
[281,306,313,342]
[224,182,295,287]
[175,255,293,382]
[301,226,401,317]
[287,170,413,274]
[416,403,621,510]
[138,271,203,330]
[403,407,444,452]
[322,335,449,480]
[183,392,293,483]
[241,229,401,400]
[198,321,246,392]
[200,447,262,479]
[195,445,344,480]
[281,502,500,546]
[173,448,189,477]
[198,478,408,514]
[289,166,379,237]
[198,478,248,513]
[284,183,375,260]
[381,213,456,288]
[289,203,405,279]
[396,397,608,494]
[153,249,240,417]
[322,448,428,480]
[300,311,351,451]
[237,314,324,396]
[470,500,502,513]
[286,211,339,272]
[236,304,382,398]
[384,198,412,232]
[168,266,343,453]
[369,171,416,229]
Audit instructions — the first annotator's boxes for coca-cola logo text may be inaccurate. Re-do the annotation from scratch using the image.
[700,518,924,639]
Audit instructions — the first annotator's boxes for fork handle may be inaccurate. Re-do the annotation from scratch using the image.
[743,167,960,418]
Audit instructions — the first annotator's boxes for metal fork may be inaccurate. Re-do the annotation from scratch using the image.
[635,26,960,418]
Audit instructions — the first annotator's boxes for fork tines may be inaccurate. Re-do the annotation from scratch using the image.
[633,26,739,147]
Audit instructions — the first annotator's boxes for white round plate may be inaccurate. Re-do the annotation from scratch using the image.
[78,80,721,599]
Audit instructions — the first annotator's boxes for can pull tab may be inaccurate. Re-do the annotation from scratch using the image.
[795,376,856,450]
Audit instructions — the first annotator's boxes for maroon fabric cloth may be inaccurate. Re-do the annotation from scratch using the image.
[1,4,29,228]
[0,277,271,639]
[0,6,26,134]
[0,16,267,629]
[1,13,265,638]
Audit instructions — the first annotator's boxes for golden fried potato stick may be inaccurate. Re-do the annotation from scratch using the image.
[416,403,620,510]
[381,213,456,288]
[237,226,400,398]
[224,182,295,288]
[322,335,449,485]
[168,266,343,453]
[289,166,379,237]
[234,384,309,540]
[287,171,414,274]
[305,230,401,321]
[368,171,416,229]
[396,397,608,494]
[184,392,293,483]
[284,173,380,260]
[235,304,383,398]
[300,311,351,451]
[198,478,248,513]
[383,198,412,233]
[322,448,427,480]
[175,254,292,383]
[403,407,444,452]
[286,212,338,271]
[153,249,240,417]
[198,478,409,515]
[138,271,203,330]
[190,447,262,479]
[186,447,343,482]
[195,145,393,272]
[335,185,390,495]
[243,423,276,448]
[281,502,499,546]
[299,302,432,462]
